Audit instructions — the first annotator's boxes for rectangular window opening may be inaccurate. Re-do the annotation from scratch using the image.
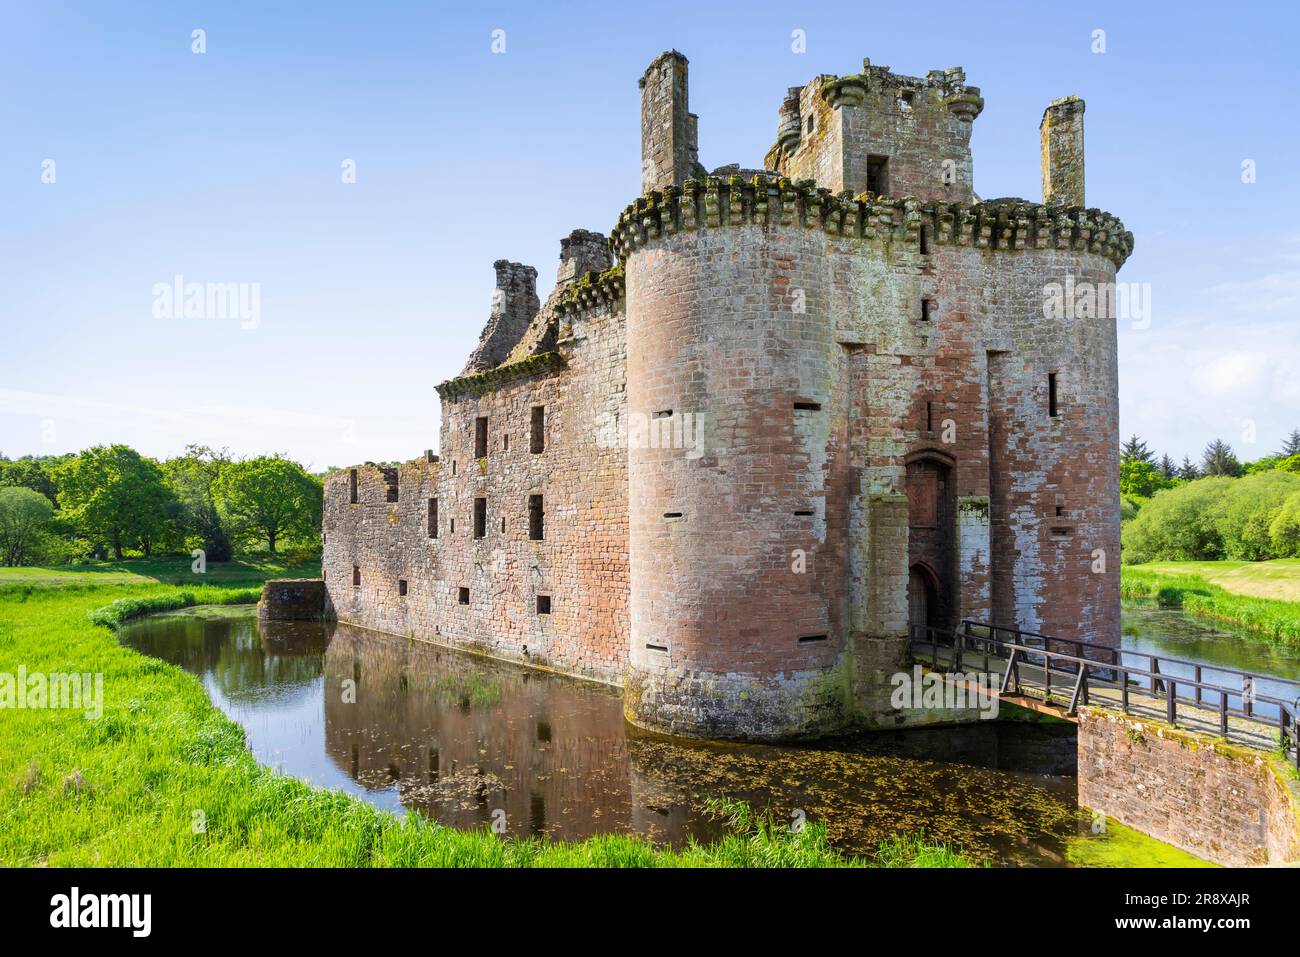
[528,494,544,540]
[428,498,438,539]
[473,497,487,539]
[450,517,456,535]
[920,225,930,255]
[663,511,684,519]
[798,634,829,644]
[926,401,934,431]
[794,509,814,517]
[398,579,408,597]
[921,298,935,322]
[645,643,669,653]
[503,434,509,451]
[793,401,821,412]
[530,406,546,453]
[1048,372,1059,417]
[458,587,470,605]
[866,155,889,196]
[352,565,360,588]
[348,469,358,504]
[474,417,488,459]
[536,595,551,615]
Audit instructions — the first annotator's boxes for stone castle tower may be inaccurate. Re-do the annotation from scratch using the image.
[322,51,1132,741]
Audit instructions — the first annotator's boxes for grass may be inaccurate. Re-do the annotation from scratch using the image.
[0,555,321,591]
[0,563,971,867]
[1121,565,1300,645]
[1135,559,1300,603]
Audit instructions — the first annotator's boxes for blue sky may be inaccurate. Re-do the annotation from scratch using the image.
[2,0,1297,470]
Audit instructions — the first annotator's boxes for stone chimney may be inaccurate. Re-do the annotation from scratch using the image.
[461,260,539,374]
[1040,96,1085,207]
[556,229,612,286]
[640,50,695,194]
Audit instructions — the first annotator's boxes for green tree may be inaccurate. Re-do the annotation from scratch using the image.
[1157,454,1177,480]
[0,457,60,506]
[1207,471,1300,560]
[0,487,55,566]
[57,445,175,559]
[1201,439,1243,477]
[215,455,322,554]
[1280,429,1300,457]
[1120,435,1154,465]
[1120,458,1171,499]
[1269,491,1300,557]
[1177,456,1200,481]
[164,445,234,562]
[1121,477,1235,563]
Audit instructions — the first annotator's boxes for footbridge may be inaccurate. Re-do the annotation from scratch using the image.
[909,621,1300,769]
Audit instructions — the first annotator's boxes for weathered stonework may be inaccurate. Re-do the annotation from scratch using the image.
[1078,707,1300,866]
[323,51,1130,741]
[259,578,326,621]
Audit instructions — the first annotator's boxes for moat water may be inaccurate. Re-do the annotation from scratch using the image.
[116,603,1298,867]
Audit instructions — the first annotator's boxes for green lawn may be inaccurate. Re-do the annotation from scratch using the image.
[1136,559,1300,603]
[0,556,320,590]
[0,565,967,867]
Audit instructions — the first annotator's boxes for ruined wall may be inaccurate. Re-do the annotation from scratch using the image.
[768,61,983,202]
[462,261,541,375]
[323,284,629,684]
[1078,707,1300,866]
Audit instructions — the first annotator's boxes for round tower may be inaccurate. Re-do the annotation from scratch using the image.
[623,221,851,740]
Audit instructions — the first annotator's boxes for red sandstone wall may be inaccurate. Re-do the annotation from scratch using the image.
[322,297,629,684]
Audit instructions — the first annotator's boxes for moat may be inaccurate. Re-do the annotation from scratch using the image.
[113,604,1295,867]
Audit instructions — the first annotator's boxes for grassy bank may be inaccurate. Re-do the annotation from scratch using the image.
[1134,559,1300,602]
[1121,565,1300,645]
[0,570,969,867]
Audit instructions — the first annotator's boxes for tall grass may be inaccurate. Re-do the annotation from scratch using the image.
[1122,567,1300,645]
[0,579,971,868]
[86,587,263,630]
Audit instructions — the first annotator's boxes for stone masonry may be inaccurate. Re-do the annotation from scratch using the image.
[322,51,1133,741]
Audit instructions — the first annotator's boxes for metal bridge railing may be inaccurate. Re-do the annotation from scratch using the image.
[908,620,1300,770]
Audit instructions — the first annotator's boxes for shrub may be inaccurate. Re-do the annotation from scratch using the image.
[1121,477,1235,563]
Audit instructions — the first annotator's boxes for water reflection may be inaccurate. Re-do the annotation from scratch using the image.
[1121,603,1300,718]
[120,606,1221,866]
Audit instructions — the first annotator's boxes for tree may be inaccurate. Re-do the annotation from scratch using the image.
[1120,458,1171,499]
[164,445,234,562]
[215,455,322,554]
[1177,456,1200,481]
[0,487,54,566]
[56,445,175,559]
[1201,439,1243,478]
[1157,454,1177,480]
[0,457,60,507]
[1281,429,1300,458]
[1121,477,1236,563]
[1120,435,1154,465]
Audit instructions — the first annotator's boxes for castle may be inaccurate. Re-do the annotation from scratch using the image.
[322,51,1132,741]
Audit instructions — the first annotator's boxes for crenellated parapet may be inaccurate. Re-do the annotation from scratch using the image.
[609,177,1133,268]
[553,265,625,317]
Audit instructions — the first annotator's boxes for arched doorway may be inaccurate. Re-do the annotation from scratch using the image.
[908,563,940,637]
[905,450,957,636]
